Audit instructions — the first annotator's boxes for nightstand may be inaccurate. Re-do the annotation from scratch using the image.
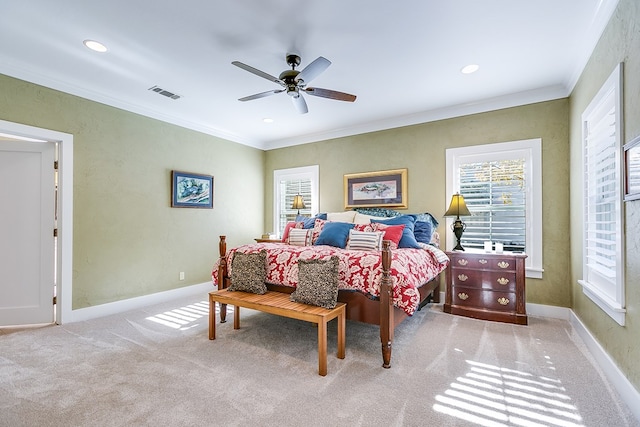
[444,250,528,325]
[254,238,283,243]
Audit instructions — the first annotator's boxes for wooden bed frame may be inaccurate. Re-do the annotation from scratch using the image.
[215,235,442,368]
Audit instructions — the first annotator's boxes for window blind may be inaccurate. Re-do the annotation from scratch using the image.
[459,159,526,252]
[584,97,618,287]
[278,178,312,233]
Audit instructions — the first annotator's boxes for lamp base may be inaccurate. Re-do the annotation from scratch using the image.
[451,218,466,251]
[452,241,465,251]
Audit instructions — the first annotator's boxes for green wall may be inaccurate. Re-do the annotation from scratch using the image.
[265,99,571,308]
[1,0,637,395]
[0,74,265,309]
[569,0,640,392]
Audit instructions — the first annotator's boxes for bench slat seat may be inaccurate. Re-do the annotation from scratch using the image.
[209,289,346,376]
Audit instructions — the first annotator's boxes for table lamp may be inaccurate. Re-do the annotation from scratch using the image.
[444,193,471,251]
[292,194,306,215]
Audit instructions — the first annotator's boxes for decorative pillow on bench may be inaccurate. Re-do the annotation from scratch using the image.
[290,257,339,309]
[228,250,267,294]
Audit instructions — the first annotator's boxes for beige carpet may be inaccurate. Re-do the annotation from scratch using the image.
[0,295,637,427]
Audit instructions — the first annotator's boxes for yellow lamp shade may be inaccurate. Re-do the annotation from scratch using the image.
[444,193,471,218]
[292,194,306,210]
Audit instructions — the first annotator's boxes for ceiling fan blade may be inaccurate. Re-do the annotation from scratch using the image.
[232,61,283,85]
[291,93,308,114]
[303,87,356,102]
[295,56,331,84]
[238,89,284,102]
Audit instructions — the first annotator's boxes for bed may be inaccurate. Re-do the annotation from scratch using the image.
[211,210,450,368]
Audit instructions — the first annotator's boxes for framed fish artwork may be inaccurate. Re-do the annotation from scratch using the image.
[344,168,407,209]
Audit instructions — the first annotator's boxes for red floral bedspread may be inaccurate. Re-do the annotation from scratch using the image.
[212,243,449,316]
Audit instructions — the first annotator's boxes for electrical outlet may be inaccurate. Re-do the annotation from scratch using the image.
[179,272,185,280]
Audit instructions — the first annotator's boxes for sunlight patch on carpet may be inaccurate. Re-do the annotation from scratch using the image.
[433,359,584,427]
[145,301,224,330]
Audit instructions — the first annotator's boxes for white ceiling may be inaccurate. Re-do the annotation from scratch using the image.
[0,0,618,150]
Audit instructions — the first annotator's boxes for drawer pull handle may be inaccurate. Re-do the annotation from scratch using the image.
[457,274,468,282]
[497,261,510,269]
[457,293,469,300]
[497,277,510,285]
[497,297,510,305]
[478,259,488,264]
[457,259,469,266]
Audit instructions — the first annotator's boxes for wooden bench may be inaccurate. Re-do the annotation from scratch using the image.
[208,289,346,376]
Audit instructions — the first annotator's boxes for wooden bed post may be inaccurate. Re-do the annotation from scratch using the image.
[217,235,228,323]
[380,240,394,368]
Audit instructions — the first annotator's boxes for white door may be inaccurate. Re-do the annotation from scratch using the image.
[0,140,55,326]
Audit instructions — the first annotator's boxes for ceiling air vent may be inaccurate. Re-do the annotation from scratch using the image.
[148,85,181,100]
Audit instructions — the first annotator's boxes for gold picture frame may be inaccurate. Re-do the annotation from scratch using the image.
[344,168,408,209]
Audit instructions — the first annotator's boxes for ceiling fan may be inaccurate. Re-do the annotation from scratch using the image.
[232,54,357,114]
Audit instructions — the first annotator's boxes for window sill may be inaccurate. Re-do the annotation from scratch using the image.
[525,267,543,279]
[578,280,626,326]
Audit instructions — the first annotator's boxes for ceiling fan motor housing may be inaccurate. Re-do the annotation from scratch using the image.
[279,68,301,96]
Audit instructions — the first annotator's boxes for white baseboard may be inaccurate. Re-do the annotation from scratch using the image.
[526,302,571,320]
[570,311,640,423]
[63,282,214,323]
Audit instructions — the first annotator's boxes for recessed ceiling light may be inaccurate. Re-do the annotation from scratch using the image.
[461,64,479,74]
[263,118,274,123]
[83,39,107,53]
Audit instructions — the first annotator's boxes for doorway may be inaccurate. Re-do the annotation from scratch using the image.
[0,138,55,325]
[0,120,73,326]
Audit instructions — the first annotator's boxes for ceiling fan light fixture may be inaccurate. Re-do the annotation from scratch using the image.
[232,53,356,113]
[461,64,479,74]
[83,39,107,53]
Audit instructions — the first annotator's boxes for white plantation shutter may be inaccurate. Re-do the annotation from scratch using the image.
[584,103,617,285]
[459,159,526,252]
[579,63,625,325]
[273,166,319,237]
[278,177,312,230]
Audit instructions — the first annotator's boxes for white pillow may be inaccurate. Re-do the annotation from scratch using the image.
[288,228,312,246]
[327,211,357,223]
[353,212,387,224]
[346,230,383,251]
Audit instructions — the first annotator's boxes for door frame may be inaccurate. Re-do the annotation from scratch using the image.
[0,120,73,324]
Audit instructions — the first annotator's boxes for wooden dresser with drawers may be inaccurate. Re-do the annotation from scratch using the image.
[444,250,528,325]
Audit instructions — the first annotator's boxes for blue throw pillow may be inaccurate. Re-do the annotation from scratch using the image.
[413,220,434,244]
[372,215,422,249]
[314,222,355,248]
[296,213,327,229]
[414,212,439,229]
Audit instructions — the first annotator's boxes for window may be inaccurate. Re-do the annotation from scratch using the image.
[273,165,319,237]
[446,139,543,278]
[579,63,625,326]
